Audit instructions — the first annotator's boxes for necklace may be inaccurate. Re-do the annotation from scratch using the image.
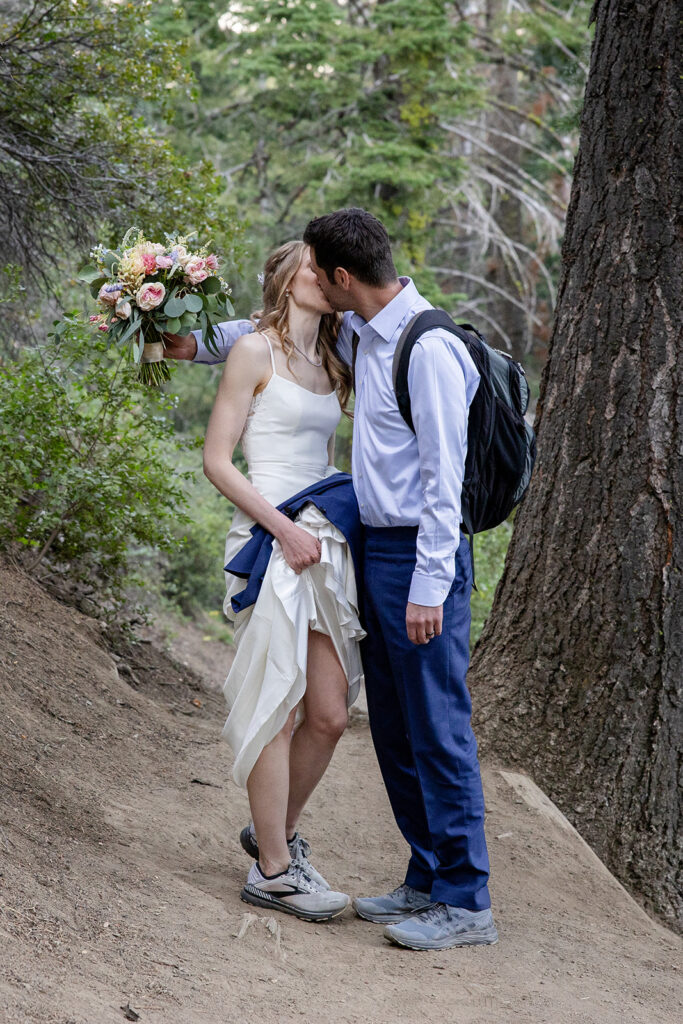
[290,340,322,367]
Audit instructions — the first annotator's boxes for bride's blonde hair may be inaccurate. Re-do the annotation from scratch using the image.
[251,240,352,413]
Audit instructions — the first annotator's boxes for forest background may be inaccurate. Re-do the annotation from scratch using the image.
[0,0,591,643]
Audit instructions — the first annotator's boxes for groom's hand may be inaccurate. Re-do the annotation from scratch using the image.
[163,332,198,361]
[406,602,443,646]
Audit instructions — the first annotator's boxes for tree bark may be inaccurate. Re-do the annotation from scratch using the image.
[470,0,682,932]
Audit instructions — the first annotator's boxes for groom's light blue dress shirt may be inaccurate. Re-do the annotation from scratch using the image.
[192,278,479,606]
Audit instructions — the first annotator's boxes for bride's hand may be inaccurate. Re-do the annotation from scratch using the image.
[277,521,322,574]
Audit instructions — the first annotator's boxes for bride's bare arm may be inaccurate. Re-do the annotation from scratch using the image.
[203,335,321,573]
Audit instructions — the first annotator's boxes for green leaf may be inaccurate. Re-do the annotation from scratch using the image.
[133,334,144,364]
[119,316,141,345]
[183,292,204,313]
[202,276,222,295]
[102,252,119,273]
[225,297,235,316]
[89,277,107,299]
[179,311,197,331]
[165,317,181,334]
[78,265,103,284]
[164,296,186,318]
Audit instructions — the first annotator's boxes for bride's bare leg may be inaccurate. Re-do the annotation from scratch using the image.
[286,630,348,836]
[247,706,297,876]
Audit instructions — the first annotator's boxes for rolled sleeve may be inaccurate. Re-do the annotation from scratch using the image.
[192,319,253,363]
[406,333,477,606]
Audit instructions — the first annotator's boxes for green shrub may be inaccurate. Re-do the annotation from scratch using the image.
[160,471,235,617]
[469,520,513,649]
[0,318,192,613]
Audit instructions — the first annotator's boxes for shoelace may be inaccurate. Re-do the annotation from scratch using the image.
[413,902,450,926]
[289,834,315,872]
[286,861,318,893]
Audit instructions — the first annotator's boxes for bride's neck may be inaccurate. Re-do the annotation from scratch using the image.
[286,305,321,355]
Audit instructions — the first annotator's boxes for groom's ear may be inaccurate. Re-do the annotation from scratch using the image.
[333,267,351,290]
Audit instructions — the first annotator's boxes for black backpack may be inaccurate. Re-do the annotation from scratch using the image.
[391,309,536,544]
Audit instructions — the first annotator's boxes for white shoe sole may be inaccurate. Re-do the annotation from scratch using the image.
[241,885,349,923]
[384,926,499,950]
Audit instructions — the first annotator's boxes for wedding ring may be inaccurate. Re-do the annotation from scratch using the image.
[426,631,435,638]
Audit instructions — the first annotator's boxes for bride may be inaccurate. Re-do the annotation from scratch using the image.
[201,241,364,922]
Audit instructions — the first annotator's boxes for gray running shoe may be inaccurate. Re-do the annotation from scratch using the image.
[384,903,498,950]
[353,883,434,924]
[240,861,349,922]
[239,824,331,890]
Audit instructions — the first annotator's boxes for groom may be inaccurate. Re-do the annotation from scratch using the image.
[166,208,496,950]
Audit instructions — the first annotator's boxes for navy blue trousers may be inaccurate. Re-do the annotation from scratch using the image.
[361,527,491,911]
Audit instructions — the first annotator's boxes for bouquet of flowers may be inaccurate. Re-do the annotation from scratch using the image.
[78,229,233,385]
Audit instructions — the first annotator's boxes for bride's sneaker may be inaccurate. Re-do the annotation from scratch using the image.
[240,861,349,922]
[239,823,331,890]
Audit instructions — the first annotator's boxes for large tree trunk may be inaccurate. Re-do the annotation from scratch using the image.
[470,0,682,932]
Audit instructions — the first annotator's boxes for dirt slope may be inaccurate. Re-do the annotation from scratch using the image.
[0,565,680,1024]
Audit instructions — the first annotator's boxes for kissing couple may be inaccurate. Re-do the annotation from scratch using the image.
[164,207,497,951]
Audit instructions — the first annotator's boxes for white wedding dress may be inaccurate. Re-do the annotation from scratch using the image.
[221,335,365,786]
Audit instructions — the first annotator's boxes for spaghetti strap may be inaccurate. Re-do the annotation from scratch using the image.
[258,331,277,375]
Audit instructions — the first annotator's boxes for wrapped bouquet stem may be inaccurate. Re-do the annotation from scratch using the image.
[138,325,170,387]
[76,229,233,386]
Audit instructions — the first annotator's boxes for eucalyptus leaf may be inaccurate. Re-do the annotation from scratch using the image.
[133,334,144,364]
[225,297,235,316]
[78,265,103,284]
[202,276,222,295]
[164,296,186,318]
[165,317,181,334]
[179,317,197,335]
[183,292,204,313]
[164,296,187,315]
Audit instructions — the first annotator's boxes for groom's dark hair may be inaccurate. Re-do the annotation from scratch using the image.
[303,208,397,287]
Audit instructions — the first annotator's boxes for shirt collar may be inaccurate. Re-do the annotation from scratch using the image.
[349,277,419,343]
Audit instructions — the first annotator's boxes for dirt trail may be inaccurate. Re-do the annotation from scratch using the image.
[0,565,680,1024]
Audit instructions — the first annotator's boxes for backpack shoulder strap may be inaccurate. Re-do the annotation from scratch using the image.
[392,309,465,432]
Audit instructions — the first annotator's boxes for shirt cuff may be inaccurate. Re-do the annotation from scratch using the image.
[192,330,221,364]
[408,572,453,607]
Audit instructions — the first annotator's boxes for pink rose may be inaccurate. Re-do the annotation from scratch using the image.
[156,253,173,269]
[141,253,157,274]
[184,256,208,284]
[98,323,109,332]
[136,282,166,311]
[206,253,219,271]
[116,301,132,319]
[98,282,123,306]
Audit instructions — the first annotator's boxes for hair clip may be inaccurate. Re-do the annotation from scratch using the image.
[257,272,265,285]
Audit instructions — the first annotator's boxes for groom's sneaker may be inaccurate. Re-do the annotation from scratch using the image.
[353,883,435,924]
[240,861,349,922]
[384,903,498,950]
[239,824,331,890]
